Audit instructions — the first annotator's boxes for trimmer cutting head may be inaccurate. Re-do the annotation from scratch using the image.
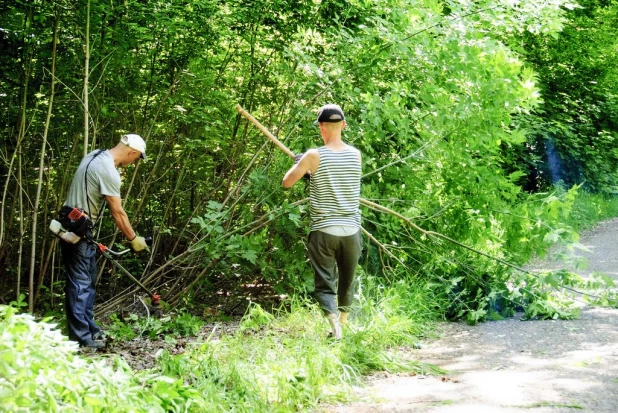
[151,294,161,307]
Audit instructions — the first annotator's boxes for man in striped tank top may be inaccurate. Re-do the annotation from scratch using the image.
[282,104,363,340]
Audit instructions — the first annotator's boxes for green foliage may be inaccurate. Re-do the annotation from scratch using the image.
[107,313,138,341]
[1,0,617,330]
[360,183,588,322]
[237,302,275,333]
[0,305,206,412]
[107,312,205,341]
[8,293,27,311]
[172,312,206,337]
[513,0,618,191]
[156,290,441,412]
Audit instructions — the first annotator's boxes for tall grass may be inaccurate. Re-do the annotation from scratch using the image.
[155,274,443,412]
[563,188,618,231]
[1,269,443,412]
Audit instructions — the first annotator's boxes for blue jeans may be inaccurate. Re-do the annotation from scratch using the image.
[60,237,101,343]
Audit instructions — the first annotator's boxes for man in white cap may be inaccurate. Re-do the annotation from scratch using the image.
[282,104,363,340]
[59,134,148,348]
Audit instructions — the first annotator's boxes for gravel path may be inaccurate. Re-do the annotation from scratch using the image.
[328,218,618,413]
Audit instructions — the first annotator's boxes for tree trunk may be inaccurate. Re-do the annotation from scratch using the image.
[19,146,26,310]
[0,7,32,252]
[83,0,90,156]
[29,14,59,311]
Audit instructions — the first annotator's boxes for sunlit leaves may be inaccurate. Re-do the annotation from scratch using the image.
[0,305,205,411]
[1,0,611,325]
[514,0,618,190]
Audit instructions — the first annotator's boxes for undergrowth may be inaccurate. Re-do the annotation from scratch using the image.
[1,275,442,412]
[562,188,618,231]
[154,277,443,412]
[430,186,618,324]
[0,305,206,412]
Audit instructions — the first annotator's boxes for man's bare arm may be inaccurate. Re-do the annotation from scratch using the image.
[105,195,137,240]
[282,150,319,188]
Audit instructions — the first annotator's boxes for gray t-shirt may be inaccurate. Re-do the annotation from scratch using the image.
[64,150,121,220]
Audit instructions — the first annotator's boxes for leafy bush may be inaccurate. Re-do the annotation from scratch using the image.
[0,305,205,412]
[107,312,205,341]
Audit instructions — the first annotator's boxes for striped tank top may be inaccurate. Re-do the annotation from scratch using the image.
[310,146,362,231]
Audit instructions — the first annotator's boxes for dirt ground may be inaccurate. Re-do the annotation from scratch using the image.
[326,218,618,413]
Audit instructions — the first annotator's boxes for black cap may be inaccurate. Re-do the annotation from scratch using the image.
[315,104,345,124]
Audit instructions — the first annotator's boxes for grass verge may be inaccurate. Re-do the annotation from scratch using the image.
[564,188,618,231]
[155,278,443,412]
[1,274,442,412]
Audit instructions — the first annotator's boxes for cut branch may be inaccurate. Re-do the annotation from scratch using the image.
[360,198,531,274]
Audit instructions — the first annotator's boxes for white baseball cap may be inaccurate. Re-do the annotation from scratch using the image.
[121,134,147,160]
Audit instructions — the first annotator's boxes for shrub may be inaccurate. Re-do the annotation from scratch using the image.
[0,305,205,412]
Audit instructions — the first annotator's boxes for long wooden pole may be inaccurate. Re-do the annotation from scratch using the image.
[235,105,295,159]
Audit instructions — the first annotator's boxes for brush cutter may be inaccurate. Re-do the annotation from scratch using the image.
[90,237,161,306]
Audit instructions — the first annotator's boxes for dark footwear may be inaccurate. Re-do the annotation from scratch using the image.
[92,331,107,341]
[80,339,105,349]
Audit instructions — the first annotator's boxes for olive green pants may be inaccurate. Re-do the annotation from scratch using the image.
[307,230,363,315]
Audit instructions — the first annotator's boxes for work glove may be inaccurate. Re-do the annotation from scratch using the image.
[130,235,148,252]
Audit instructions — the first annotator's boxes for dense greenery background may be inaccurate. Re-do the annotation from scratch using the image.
[1,0,617,321]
